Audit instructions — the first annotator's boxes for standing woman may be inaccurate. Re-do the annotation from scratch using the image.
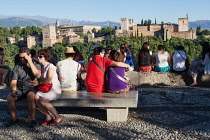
[120,44,134,71]
[34,49,62,125]
[189,42,210,86]
[136,42,152,72]
[153,45,171,72]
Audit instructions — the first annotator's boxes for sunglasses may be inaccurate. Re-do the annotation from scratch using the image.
[19,57,25,59]
[38,55,44,58]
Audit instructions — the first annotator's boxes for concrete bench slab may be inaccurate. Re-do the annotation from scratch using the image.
[16,90,138,122]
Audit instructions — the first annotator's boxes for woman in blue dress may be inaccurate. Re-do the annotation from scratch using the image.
[120,44,134,71]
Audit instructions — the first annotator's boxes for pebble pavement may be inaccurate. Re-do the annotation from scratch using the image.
[0,85,209,140]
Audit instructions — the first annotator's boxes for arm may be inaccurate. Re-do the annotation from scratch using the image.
[168,53,171,63]
[153,53,156,64]
[110,61,130,68]
[25,54,41,78]
[202,53,209,65]
[10,80,17,91]
[123,52,127,62]
[41,67,54,84]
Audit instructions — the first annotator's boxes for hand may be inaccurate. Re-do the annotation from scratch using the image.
[29,81,39,87]
[24,54,33,64]
[11,90,18,97]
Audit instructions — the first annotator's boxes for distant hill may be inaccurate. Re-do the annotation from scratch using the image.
[189,20,210,30]
[0,14,120,28]
[0,14,209,30]
[0,17,45,27]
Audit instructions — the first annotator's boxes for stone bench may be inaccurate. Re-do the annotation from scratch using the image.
[16,90,138,122]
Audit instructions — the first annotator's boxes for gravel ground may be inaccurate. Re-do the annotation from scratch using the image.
[0,85,210,140]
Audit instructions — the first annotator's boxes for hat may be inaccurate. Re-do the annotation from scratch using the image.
[65,47,75,53]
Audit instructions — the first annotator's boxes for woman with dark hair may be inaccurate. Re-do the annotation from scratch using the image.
[106,50,131,93]
[172,46,189,72]
[136,42,152,72]
[153,45,171,72]
[189,42,210,86]
[34,49,62,125]
[120,44,134,71]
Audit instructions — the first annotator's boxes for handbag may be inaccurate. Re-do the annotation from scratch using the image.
[36,83,53,93]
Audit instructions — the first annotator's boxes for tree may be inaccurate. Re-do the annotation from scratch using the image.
[148,19,152,26]
[155,18,157,24]
[196,26,201,35]
[141,19,144,26]
[92,28,97,33]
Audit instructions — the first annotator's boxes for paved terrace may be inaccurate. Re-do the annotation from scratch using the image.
[0,85,210,140]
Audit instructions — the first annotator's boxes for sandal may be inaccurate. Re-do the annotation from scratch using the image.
[41,119,53,125]
[50,118,63,126]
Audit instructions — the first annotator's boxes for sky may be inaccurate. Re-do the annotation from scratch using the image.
[0,0,210,24]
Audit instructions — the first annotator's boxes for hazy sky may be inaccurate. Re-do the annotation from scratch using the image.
[1,0,209,24]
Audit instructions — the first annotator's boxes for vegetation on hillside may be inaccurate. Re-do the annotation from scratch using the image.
[1,25,210,69]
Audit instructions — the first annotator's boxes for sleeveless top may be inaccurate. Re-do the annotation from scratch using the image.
[124,51,134,67]
[138,51,151,66]
[155,51,169,67]
[173,51,187,71]
[106,67,126,91]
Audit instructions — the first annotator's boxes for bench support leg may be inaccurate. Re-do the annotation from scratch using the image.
[106,108,128,122]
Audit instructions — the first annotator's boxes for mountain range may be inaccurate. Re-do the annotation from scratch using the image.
[0,14,210,30]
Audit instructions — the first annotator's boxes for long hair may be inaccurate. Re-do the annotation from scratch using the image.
[139,42,149,57]
[201,42,210,60]
[120,44,132,54]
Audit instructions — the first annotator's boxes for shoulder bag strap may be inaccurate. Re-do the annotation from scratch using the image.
[110,67,128,83]
[92,59,105,73]
[177,51,186,60]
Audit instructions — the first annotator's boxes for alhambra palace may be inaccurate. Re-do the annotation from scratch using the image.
[7,16,197,48]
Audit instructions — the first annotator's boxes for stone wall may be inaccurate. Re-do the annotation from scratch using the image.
[2,71,210,87]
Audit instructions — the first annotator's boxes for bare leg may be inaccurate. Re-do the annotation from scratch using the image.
[39,97,61,122]
[1,69,8,85]
[27,91,37,120]
[190,76,197,86]
[7,94,18,121]
[34,95,52,121]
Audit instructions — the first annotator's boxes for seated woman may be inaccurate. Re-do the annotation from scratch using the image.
[0,47,9,86]
[172,46,189,72]
[136,42,152,72]
[34,49,62,125]
[106,50,131,93]
[120,44,134,71]
[189,42,209,86]
[153,45,171,72]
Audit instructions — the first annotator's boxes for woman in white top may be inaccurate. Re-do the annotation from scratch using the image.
[33,49,62,126]
[153,45,171,72]
[172,46,189,72]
